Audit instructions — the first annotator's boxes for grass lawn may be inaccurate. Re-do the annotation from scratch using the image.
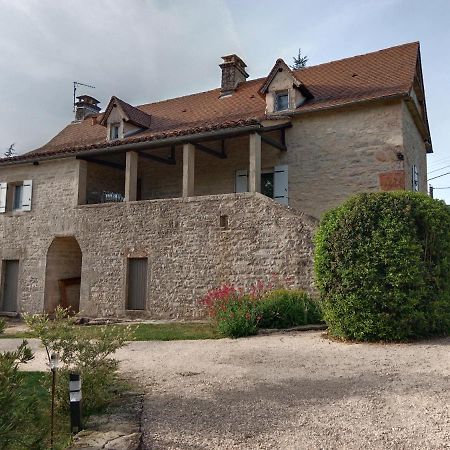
[1,322,220,341]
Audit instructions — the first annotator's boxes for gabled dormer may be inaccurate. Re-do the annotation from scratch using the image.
[100,96,152,141]
[259,59,313,114]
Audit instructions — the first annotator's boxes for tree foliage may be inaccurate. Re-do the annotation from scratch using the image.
[292,48,308,69]
[3,143,15,158]
[0,341,47,449]
[24,307,133,415]
[315,192,450,341]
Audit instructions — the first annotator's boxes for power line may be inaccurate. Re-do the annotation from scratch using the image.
[428,163,450,174]
[428,171,450,181]
[432,186,450,190]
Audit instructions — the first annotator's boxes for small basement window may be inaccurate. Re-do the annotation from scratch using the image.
[219,214,229,230]
[110,123,120,140]
[275,91,289,111]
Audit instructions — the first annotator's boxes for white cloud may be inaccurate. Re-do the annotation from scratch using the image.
[0,0,239,153]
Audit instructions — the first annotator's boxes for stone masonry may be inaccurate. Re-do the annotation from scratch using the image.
[0,100,427,318]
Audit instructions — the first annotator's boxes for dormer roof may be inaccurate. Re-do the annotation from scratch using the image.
[100,96,152,129]
[258,58,314,99]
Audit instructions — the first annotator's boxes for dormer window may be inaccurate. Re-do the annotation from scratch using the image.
[259,58,313,114]
[275,91,289,112]
[100,96,152,141]
[110,123,120,140]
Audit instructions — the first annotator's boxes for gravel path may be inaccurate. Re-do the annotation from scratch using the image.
[2,331,449,449]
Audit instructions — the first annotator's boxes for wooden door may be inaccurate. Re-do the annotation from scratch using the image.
[127,258,147,310]
[2,260,19,312]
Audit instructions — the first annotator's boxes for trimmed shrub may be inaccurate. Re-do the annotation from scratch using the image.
[257,289,323,329]
[315,191,450,341]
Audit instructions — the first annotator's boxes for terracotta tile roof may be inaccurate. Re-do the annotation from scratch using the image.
[100,96,153,129]
[4,42,421,163]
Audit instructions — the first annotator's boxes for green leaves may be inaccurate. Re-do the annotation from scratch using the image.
[24,307,133,415]
[315,192,450,341]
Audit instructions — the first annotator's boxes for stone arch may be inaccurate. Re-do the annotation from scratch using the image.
[44,236,82,314]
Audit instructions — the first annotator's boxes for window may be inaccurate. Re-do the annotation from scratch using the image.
[275,92,289,111]
[13,184,23,211]
[412,165,419,192]
[261,172,274,198]
[110,123,120,140]
[0,180,33,213]
[234,165,288,205]
[219,214,229,230]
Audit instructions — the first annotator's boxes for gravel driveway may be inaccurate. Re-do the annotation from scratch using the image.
[2,331,449,449]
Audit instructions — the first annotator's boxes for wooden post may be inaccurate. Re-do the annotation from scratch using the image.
[183,143,195,197]
[249,132,261,193]
[125,151,138,201]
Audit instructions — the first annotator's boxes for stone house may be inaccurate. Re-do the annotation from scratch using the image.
[0,42,431,318]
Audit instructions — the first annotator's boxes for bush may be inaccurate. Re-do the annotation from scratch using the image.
[0,341,47,449]
[315,192,450,341]
[202,283,323,337]
[257,289,323,329]
[0,318,5,334]
[201,284,260,338]
[24,307,133,415]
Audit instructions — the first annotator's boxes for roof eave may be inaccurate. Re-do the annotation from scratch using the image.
[0,122,292,167]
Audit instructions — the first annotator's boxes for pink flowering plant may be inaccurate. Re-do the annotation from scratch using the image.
[201,277,323,338]
[201,282,268,338]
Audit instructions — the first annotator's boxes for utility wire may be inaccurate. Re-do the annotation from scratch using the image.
[428,171,450,181]
[432,186,450,189]
[428,163,450,174]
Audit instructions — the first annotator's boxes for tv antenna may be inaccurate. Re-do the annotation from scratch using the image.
[73,81,96,112]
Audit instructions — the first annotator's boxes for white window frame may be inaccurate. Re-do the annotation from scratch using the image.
[0,180,33,213]
[275,91,289,112]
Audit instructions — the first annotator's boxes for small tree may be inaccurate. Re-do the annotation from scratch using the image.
[4,143,15,158]
[292,48,308,70]
[24,307,134,415]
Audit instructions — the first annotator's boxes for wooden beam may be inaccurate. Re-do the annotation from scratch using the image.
[137,148,176,165]
[260,134,287,152]
[193,142,227,159]
[77,156,125,171]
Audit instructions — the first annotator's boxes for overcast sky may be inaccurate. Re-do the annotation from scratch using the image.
[1,0,449,201]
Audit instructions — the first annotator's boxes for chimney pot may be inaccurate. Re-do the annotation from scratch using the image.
[220,54,249,97]
[74,95,101,122]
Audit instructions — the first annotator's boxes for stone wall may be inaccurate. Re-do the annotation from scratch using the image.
[285,99,409,217]
[401,102,428,192]
[0,157,316,317]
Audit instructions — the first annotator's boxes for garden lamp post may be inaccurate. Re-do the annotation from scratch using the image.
[50,352,59,450]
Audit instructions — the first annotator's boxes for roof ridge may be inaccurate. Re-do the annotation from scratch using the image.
[293,41,419,75]
[131,42,419,111]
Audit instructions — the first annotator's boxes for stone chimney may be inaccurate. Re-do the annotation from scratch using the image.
[220,54,249,97]
[74,95,101,122]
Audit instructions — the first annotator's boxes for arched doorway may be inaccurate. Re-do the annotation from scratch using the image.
[44,237,82,314]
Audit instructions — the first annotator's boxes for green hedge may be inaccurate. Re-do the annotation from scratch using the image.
[257,289,323,329]
[315,191,450,341]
